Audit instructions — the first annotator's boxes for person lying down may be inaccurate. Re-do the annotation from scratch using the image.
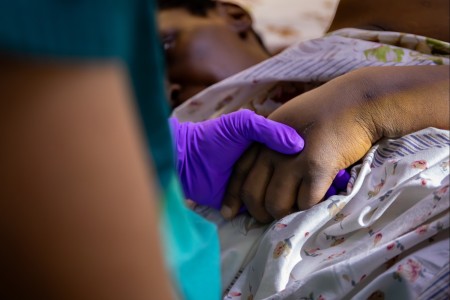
[171,0,450,298]
[157,0,271,108]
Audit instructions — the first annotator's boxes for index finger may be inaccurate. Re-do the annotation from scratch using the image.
[221,144,261,219]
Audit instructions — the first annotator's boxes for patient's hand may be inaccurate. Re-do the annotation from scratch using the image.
[221,73,375,222]
[222,65,450,223]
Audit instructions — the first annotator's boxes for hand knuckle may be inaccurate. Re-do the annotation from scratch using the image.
[265,200,291,219]
[234,163,249,178]
[298,196,321,211]
[240,188,256,204]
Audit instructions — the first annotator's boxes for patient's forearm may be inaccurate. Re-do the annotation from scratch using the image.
[351,65,449,141]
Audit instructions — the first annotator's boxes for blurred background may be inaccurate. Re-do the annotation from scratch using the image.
[230,0,340,53]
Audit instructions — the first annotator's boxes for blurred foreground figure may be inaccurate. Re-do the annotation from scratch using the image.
[0,0,304,299]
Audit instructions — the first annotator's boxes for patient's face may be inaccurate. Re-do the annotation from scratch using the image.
[158,5,270,108]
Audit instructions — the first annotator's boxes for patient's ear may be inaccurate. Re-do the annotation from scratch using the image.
[217,2,253,38]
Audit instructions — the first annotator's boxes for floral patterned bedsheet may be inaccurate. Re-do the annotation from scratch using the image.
[196,128,449,300]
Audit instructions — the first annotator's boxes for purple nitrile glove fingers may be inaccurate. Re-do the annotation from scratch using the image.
[324,185,338,199]
[333,169,351,190]
[170,109,304,210]
[324,169,351,199]
[228,110,305,154]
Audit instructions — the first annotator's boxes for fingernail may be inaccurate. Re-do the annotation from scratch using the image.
[286,130,304,152]
[221,205,233,219]
[296,135,305,151]
[336,169,346,177]
[289,128,304,146]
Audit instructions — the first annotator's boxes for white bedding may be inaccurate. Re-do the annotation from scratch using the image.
[197,128,449,299]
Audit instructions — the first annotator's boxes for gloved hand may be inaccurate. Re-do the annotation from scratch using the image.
[169,109,304,209]
[324,169,351,199]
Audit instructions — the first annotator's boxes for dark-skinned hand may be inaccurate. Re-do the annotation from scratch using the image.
[221,65,450,223]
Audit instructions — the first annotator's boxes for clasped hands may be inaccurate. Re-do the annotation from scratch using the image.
[171,93,355,223]
[172,65,448,223]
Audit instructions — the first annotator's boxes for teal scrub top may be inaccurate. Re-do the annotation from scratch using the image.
[0,0,221,299]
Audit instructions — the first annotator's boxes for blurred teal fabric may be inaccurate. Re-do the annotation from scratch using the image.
[0,1,221,298]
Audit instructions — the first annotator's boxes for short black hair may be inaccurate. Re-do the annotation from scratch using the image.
[157,0,216,16]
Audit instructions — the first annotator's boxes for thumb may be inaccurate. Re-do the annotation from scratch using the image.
[221,145,260,219]
[243,110,304,154]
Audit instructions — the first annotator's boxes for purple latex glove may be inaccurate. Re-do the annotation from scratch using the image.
[325,169,351,198]
[170,109,304,209]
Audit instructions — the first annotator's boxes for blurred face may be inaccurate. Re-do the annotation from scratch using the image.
[158,4,270,108]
